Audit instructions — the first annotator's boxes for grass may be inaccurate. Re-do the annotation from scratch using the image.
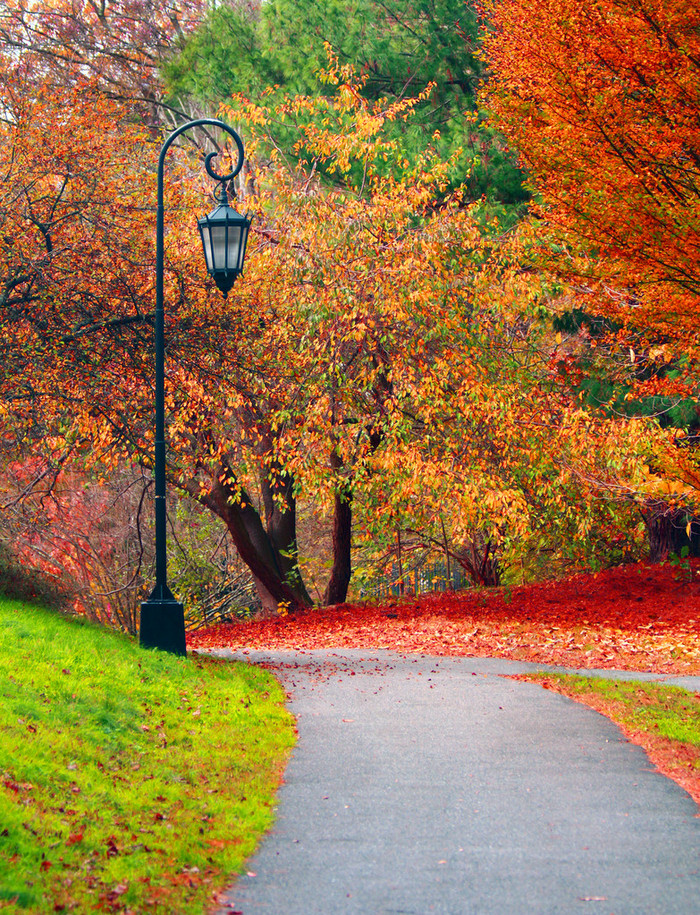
[0,598,296,913]
[527,673,700,804]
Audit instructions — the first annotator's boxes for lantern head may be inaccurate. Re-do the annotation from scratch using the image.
[198,184,251,297]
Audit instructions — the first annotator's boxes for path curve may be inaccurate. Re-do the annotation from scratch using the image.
[210,650,699,915]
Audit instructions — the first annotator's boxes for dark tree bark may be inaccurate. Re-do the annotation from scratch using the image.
[190,462,312,613]
[261,463,311,604]
[642,500,700,563]
[456,536,501,587]
[324,485,352,605]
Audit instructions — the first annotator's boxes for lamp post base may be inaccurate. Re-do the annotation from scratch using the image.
[140,591,186,656]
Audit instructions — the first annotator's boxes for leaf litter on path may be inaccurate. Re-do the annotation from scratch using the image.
[190,561,700,676]
[190,561,700,808]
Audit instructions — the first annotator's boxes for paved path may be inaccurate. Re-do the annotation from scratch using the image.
[210,650,700,915]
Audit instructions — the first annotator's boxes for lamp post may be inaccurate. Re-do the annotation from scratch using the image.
[139,118,251,655]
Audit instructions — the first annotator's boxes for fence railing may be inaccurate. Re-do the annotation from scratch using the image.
[360,560,469,600]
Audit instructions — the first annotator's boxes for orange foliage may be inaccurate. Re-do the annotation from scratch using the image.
[482,0,700,348]
[0,79,173,459]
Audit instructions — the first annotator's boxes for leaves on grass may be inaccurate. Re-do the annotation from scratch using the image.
[0,599,295,914]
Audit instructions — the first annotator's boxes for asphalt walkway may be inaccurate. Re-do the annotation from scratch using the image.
[210,650,700,915]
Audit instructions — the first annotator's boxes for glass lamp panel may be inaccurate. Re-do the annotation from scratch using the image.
[209,224,229,271]
[199,223,214,272]
[224,224,242,271]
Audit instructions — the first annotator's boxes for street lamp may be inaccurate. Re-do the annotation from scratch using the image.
[198,153,251,297]
[140,119,250,655]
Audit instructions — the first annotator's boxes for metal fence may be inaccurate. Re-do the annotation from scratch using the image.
[361,560,469,600]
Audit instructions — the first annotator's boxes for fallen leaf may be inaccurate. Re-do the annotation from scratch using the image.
[188,561,699,677]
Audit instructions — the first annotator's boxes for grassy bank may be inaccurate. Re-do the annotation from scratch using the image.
[528,674,700,806]
[0,598,295,913]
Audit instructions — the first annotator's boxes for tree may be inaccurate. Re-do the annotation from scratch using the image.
[219,75,495,604]
[0,460,151,632]
[0,74,317,612]
[345,230,659,586]
[481,0,700,351]
[3,62,519,612]
[0,0,204,125]
[165,0,528,203]
[482,0,700,561]
[3,28,683,620]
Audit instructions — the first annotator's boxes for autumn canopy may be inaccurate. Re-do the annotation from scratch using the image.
[0,0,698,627]
[482,0,700,345]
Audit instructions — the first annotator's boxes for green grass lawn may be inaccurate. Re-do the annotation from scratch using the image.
[0,598,296,913]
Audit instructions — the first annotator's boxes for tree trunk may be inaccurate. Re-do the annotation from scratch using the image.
[456,536,500,587]
[191,463,312,613]
[642,500,699,562]
[396,527,405,595]
[252,575,282,616]
[441,516,453,591]
[261,464,312,605]
[324,486,352,605]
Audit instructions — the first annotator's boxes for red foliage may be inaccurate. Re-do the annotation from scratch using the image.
[482,0,700,344]
[189,562,700,675]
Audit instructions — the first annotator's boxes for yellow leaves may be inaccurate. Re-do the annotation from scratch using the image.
[222,97,267,130]
[417,81,437,103]
[315,43,359,89]
[639,464,697,499]
[647,344,672,364]
[235,65,449,198]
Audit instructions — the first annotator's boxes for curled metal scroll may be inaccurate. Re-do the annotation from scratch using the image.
[158,118,246,195]
[203,131,245,185]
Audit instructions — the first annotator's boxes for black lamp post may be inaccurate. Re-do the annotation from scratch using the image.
[139,119,250,655]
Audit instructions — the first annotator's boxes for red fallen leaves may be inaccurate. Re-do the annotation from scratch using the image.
[106,837,119,858]
[97,882,129,912]
[189,561,700,675]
